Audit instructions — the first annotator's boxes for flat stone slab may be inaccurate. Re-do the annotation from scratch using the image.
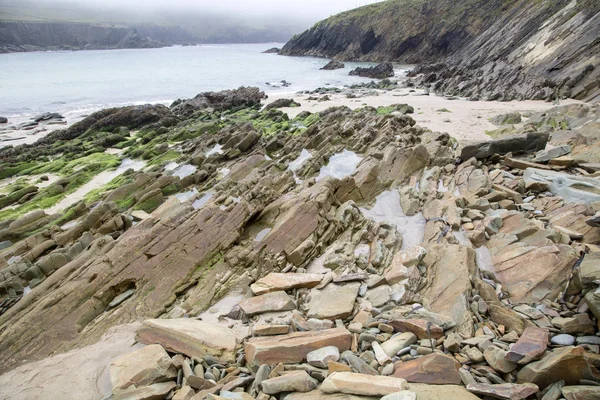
[238,291,296,316]
[466,383,539,400]
[245,328,351,366]
[109,344,177,392]
[321,372,408,396]
[506,327,548,364]
[307,283,360,320]
[251,273,323,295]
[136,319,238,362]
[393,353,461,385]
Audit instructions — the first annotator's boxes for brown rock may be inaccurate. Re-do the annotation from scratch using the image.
[552,314,595,335]
[393,353,461,385]
[109,344,177,392]
[245,328,352,367]
[187,375,216,391]
[328,361,352,373]
[389,319,444,340]
[114,382,177,400]
[284,390,378,400]
[173,385,195,400]
[250,273,323,295]
[491,242,578,303]
[321,372,408,396]
[488,304,530,335]
[517,346,600,389]
[562,385,600,400]
[466,382,539,400]
[307,283,360,320]
[421,244,475,336]
[483,346,517,374]
[253,325,290,336]
[505,327,548,364]
[409,383,481,400]
[238,291,296,316]
[136,319,238,362]
[261,370,318,394]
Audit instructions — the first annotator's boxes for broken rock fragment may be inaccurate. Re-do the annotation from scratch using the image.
[250,273,323,295]
[238,291,296,316]
[261,370,318,394]
[466,382,539,400]
[320,372,408,396]
[505,326,548,364]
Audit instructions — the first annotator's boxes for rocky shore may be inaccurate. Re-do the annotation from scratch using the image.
[0,83,599,400]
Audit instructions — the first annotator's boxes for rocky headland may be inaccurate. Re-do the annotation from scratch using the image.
[0,80,598,400]
[281,0,600,103]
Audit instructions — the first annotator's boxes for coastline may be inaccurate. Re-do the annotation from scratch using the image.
[1,83,582,148]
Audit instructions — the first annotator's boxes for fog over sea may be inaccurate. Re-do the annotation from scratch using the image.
[0,43,410,119]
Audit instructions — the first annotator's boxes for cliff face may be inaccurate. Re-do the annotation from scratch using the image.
[0,21,197,52]
[281,0,517,63]
[281,0,600,102]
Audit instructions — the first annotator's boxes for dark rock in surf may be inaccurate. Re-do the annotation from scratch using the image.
[321,61,345,70]
[349,62,394,79]
[263,47,281,54]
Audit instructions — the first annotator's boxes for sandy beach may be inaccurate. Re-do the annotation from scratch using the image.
[269,87,582,143]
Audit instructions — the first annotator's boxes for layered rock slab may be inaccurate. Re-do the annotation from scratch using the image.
[392,353,461,384]
[307,283,360,320]
[136,319,238,362]
[320,372,408,396]
[245,328,352,366]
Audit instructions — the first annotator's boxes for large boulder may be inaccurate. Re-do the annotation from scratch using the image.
[171,87,266,116]
[306,283,360,320]
[517,346,600,389]
[109,344,177,392]
[245,328,352,366]
[349,62,394,79]
[135,319,239,362]
[460,132,549,160]
[321,61,345,70]
[523,168,600,205]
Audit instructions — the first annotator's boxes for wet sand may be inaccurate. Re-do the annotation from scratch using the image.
[269,88,581,143]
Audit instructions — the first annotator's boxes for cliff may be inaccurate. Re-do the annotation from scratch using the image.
[0,21,196,52]
[281,0,600,102]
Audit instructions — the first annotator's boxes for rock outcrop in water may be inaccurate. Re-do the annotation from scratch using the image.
[0,88,600,399]
[281,0,600,102]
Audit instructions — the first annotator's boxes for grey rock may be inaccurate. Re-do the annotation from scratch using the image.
[550,334,575,346]
[523,168,600,205]
[461,132,549,160]
[307,346,340,368]
[533,145,571,163]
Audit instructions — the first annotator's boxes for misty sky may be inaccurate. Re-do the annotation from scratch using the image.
[22,0,386,20]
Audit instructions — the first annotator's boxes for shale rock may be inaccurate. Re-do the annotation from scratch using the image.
[136,319,238,362]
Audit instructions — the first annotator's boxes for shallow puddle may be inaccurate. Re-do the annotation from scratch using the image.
[360,190,426,250]
[254,228,272,242]
[192,191,215,210]
[317,150,362,181]
[206,143,224,157]
[175,188,198,203]
[172,164,197,179]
